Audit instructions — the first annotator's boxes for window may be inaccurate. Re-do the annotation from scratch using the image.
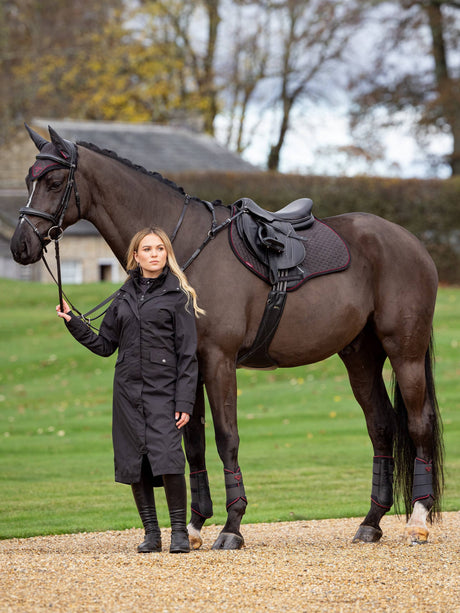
[61,260,83,284]
[98,259,120,282]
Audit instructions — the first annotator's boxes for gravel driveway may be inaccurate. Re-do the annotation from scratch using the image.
[1,513,458,612]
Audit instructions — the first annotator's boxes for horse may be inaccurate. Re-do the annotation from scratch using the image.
[10,125,444,549]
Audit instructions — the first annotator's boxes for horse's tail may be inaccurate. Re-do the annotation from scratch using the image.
[392,332,444,521]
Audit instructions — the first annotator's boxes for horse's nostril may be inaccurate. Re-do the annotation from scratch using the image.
[10,232,40,265]
[10,240,26,263]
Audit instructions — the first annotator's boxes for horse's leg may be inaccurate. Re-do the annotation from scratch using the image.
[183,380,213,550]
[388,339,443,545]
[202,351,247,550]
[339,326,396,543]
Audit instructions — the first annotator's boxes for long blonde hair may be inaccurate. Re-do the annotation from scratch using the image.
[126,227,205,318]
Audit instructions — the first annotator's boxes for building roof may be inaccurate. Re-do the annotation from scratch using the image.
[32,119,259,174]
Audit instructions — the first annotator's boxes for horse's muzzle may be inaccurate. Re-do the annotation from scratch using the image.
[10,221,43,264]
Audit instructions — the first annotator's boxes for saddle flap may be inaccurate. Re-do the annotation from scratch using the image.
[236,213,306,284]
[258,223,285,253]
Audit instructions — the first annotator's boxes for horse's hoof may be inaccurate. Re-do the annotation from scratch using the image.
[405,526,429,546]
[352,525,383,543]
[211,532,244,550]
[187,523,203,550]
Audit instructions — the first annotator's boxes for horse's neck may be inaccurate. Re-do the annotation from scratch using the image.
[78,148,192,265]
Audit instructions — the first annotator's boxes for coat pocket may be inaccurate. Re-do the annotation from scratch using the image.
[149,349,177,392]
[115,350,125,366]
[149,348,176,368]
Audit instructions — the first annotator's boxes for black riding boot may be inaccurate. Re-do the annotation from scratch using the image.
[163,474,190,553]
[131,477,162,553]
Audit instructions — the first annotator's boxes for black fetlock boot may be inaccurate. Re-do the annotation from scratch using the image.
[131,480,162,553]
[163,474,190,553]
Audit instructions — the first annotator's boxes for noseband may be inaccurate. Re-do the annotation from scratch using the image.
[18,142,81,247]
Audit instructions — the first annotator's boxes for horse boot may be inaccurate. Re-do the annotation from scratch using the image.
[163,474,190,553]
[131,480,162,553]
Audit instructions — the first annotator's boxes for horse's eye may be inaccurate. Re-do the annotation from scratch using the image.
[49,180,62,191]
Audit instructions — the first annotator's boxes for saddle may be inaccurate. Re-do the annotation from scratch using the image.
[229,196,350,369]
[234,197,314,285]
[238,196,314,227]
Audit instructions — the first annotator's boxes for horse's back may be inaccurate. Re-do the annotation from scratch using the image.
[325,211,438,288]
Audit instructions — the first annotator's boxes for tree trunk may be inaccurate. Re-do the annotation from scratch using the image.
[202,0,221,135]
[267,98,293,171]
[425,1,460,175]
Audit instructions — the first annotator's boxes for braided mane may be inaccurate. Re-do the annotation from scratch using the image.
[77,140,194,200]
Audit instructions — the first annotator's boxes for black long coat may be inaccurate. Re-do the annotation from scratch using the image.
[65,269,198,484]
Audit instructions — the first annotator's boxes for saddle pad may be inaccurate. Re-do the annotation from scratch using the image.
[229,211,351,291]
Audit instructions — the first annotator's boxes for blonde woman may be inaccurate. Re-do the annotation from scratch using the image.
[57,227,204,554]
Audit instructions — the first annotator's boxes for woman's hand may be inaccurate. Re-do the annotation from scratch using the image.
[175,412,190,429]
[56,299,71,322]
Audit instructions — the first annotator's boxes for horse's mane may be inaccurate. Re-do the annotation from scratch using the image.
[77,140,203,203]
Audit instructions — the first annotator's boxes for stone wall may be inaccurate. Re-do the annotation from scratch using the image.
[37,235,125,284]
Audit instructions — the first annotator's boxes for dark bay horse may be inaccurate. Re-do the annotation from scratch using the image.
[11,126,444,549]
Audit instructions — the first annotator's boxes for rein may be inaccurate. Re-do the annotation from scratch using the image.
[22,142,244,328]
[38,241,113,331]
[171,195,244,271]
[54,195,241,329]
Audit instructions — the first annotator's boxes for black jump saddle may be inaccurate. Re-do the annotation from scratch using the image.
[233,197,313,286]
[229,196,350,368]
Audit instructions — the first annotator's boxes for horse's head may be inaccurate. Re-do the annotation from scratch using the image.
[10,125,81,264]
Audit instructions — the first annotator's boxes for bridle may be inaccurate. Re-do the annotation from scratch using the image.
[18,141,81,311]
[19,141,81,247]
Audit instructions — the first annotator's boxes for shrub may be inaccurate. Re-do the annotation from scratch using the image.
[170,171,460,284]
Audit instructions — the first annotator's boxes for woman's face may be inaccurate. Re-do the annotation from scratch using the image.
[134,233,168,278]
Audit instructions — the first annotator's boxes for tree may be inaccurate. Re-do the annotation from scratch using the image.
[349,0,460,175]
[139,0,222,135]
[212,0,369,171]
[263,0,366,171]
[220,2,270,153]
[0,1,125,141]
[0,0,213,141]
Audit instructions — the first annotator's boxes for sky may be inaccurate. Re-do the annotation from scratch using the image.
[216,104,453,179]
[212,1,455,180]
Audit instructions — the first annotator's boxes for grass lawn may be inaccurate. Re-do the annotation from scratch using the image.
[0,279,458,539]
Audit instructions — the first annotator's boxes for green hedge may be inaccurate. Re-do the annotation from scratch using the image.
[170,171,460,284]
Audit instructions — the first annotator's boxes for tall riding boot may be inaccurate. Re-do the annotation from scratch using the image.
[163,474,190,553]
[131,479,162,553]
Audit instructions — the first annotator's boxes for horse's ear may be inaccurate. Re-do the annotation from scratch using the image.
[48,126,73,157]
[25,123,48,151]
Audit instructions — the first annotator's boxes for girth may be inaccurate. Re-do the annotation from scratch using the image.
[234,198,312,368]
[237,285,288,369]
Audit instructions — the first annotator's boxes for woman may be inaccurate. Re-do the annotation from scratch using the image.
[57,226,204,554]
